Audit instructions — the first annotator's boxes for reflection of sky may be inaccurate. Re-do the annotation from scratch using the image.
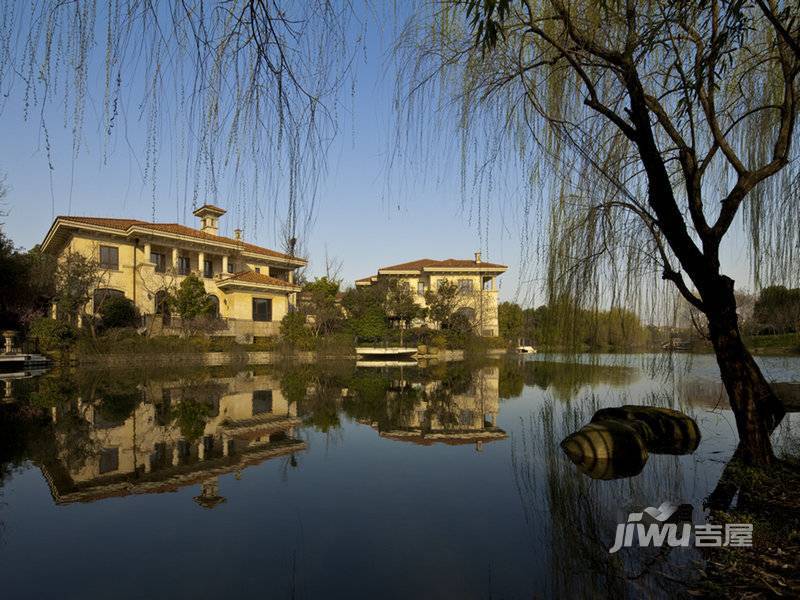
[2,355,798,598]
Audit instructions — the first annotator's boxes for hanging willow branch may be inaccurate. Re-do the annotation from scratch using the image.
[0,0,358,250]
[394,0,800,321]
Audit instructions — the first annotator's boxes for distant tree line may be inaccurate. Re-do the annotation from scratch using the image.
[751,286,800,334]
[497,298,654,351]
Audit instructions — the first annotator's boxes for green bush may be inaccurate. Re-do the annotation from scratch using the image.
[28,317,77,351]
[280,311,314,348]
[98,295,138,329]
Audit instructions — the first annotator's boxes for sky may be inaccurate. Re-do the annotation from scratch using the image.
[0,2,755,309]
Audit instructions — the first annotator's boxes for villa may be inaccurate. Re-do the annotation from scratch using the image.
[356,253,507,336]
[40,204,305,338]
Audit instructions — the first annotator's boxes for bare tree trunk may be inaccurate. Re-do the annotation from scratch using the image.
[704,277,785,465]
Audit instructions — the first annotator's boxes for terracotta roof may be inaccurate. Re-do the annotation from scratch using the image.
[192,203,226,215]
[379,258,507,271]
[355,276,375,283]
[218,270,300,289]
[55,216,304,262]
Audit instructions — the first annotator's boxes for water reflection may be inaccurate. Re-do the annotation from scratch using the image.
[21,370,306,505]
[352,365,506,448]
[0,354,797,598]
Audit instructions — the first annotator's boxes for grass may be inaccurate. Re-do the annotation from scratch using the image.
[695,458,800,598]
[743,333,800,355]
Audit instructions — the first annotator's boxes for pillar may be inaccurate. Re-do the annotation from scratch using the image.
[223,437,231,457]
[198,251,205,275]
[2,330,13,354]
[172,445,180,466]
[172,247,179,270]
[144,242,152,263]
[222,255,228,274]
[198,440,205,460]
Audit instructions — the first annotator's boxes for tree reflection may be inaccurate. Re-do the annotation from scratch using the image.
[512,394,703,598]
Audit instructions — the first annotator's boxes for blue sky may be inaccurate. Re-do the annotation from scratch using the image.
[0,4,753,308]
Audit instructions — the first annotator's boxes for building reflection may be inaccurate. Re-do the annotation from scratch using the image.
[358,366,507,448]
[40,371,306,505]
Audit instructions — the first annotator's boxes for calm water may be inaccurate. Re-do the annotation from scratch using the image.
[0,354,798,599]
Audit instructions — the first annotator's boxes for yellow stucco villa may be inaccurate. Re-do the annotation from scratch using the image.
[40,204,305,337]
[355,253,507,336]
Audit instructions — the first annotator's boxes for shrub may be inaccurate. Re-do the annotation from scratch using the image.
[431,334,448,349]
[280,311,314,348]
[98,295,138,329]
[28,317,77,351]
[443,311,474,348]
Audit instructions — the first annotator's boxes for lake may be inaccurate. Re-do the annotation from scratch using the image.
[1,353,798,598]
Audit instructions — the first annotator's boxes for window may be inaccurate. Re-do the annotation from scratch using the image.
[99,448,119,474]
[151,251,166,273]
[254,267,261,274]
[417,281,425,295]
[207,295,220,318]
[178,256,190,275]
[252,298,272,322]
[99,245,119,270]
[459,279,474,292]
[482,276,492,291]
[203,259,213,278]
[252,390,274,415]
[437,278,447,290]
[227,261,235,274]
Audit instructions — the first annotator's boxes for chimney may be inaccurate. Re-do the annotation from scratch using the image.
[474,251,482,264]
[192,204,226,237]
[234,228,242,241]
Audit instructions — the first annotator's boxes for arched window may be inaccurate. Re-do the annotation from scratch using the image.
[456,307,477,323]
[206,294,220,318]
[93,288,125,313]
[155,290,171,326]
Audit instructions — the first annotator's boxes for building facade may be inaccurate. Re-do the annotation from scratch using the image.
[355,253,507,336]
[40,205,305,337]
[41,371,306,505]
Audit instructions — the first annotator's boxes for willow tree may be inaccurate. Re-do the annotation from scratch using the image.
[396,1,799,464]
[0,1,356,250]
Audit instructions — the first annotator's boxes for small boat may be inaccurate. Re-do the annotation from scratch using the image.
[355,347,418,358]
[516,346,537,354]
[0,353,52,373]
[356,360,418,368]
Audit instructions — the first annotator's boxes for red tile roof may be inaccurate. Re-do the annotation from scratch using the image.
[55,216,303,262]
[192,203,226,215]
[380,258,507,271]
[218,270,300,289]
